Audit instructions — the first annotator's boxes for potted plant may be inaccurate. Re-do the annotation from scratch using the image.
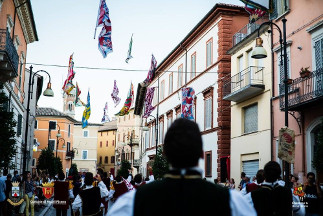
[300,67,311,78]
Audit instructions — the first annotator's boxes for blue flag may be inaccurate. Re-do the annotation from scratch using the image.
[82,91,91,128]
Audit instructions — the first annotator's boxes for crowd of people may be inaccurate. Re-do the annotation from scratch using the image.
[0,118,322,216]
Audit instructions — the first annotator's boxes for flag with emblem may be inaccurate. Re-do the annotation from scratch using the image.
[181,87,195,120]
[143,87,155,118]
[82,91,91,128]
[111,80,121,107]
[144,54,157,84]
[62,54,76,94]
[117,82,134,116]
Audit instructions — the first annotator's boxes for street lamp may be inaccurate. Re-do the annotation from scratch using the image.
[251,18,290,186]
[23,65,54,172]
[56,137,66,158]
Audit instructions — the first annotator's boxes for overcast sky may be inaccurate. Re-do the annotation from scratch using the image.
[27,0,243,123]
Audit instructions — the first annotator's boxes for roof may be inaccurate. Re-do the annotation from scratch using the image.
[98,120,118,132]
[36,107,78,122]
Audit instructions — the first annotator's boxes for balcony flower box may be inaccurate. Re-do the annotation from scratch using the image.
[300,67,311,78]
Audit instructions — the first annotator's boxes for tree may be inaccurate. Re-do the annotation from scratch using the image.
[37,148,63,177]
[117,160,131,179]
[152,147,169,180]
[69,163,78,177]
[313,121,323,174]
[0,84,17,171]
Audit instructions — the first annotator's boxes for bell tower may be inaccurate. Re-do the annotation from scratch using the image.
[63,88,76,118]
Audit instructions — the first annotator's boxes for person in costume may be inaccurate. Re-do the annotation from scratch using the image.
[133,174,146,189]
[54,171,73,216]
[108,118,256,216]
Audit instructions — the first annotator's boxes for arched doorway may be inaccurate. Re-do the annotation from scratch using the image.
[306,117,323,180]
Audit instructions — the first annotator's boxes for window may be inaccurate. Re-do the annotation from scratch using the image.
[270,0,290,19]
[151,124,156,147]
[178,64,183,89]
[313,34,323,70]
[112,140,115,146]
[203,88,213,130]
[48,140,55,151]
[67,142,70,152]
[191,52,196,79]
[100,141,102,148]
[82,150,88,159]
[238,55,243,73]
[104,156,108,164]
[145,131,149,149]
[169,73,173,94]
[167,113,173,129]
[18,53,25,88]
[159,120,164,144]
[247,50,253,67]
[32,158,36,167]
[111,156,115,163]
[99,156,102,164]
[244,104,258,134]
[106,141,108,147]
[68,102,73,111]
[83,130,89,137]
[206,38,213,68]
[160,80,165,100]
[17,114,22,136]
[277,48,291,94]
[7,15,13,34]
[68,125,71,137]
[14,36,20,51]
[205,151,212,177]
[49,121,57,130]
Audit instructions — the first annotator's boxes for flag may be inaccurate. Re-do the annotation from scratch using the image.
[143,87,155,118]
[101,102,110,123]
[181,87,195,120]
[75,82,84,107]
[125,34,133,63]
[62,54,76,94]
[98,23,113,58]
[144,55,157,84]
[111,80,121,107]
[240,0,270,10]
[82,91,91,129]
[244,6,266,23]
[117,82,134,116]
[96,0,110,27]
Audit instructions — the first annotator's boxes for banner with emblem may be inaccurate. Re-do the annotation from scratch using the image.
[7,182,24,206]
[278,127,295,164]
[42,182,54,199]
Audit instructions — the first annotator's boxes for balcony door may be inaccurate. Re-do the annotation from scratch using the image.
[313,36,323,97]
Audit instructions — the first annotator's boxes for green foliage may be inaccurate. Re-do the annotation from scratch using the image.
[37,148,63,177]
[117,160,131,179]
[152,147,169,180]
[0,86,17,170]
[69,163,78,177]
[313,121,323,174]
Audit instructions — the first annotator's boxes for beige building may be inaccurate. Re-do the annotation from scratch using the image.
[224,18,272,186]
[115,108,142,175]
[97,120,117,175]
[73,122,102,174]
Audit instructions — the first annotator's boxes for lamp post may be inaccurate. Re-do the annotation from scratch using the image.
[56,137,66,158]
[23,65,54,172]
[251,18,289,186]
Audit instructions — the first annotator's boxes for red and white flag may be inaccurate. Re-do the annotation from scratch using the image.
[143,87,156,118]
[111,80,121,107]
[144,55,157,84]
[62,54,75,94]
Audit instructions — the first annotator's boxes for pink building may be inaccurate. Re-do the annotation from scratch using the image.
[271,0,323,183]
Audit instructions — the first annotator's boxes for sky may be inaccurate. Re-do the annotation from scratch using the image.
[27,0,244,123]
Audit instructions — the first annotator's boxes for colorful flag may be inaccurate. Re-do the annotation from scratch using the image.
[117,82,134,116]
[240,0,270,10]
[62,54,76,94]
[143,87,155,118]
[98,23,113,58]
[74,82,84,107]
[111,80,121,107]
[82,91,91,129]
[125,34,133,63]
[244,6,266,23]
[96,0,110,27]
[181,87,195,120]
[101,102,110,123]
[144,54,157,84]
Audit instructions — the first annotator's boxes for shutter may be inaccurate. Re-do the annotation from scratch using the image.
[315,38,323,69]
[242,160,259,179]
[17,114,22,136]
[269,0,278,20]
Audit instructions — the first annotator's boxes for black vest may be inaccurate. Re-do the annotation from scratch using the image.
[251,183,293,216]
[134,170,231,216]
[79,187,101,216]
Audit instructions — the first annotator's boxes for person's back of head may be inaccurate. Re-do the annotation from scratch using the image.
[241,172,246,179]
[264,161,281,183]
[164,118,203,168]
[7,174,12,181]
[103,172,108,179]
[58,171,65,181]
[115,175,122,183]
[256,169,265,184]
[84,172,94,186]
[97,168,104,176]
[134,174,142,184]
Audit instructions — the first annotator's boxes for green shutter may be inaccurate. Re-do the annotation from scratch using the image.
[269,0,278,20]
[17,114,22,136]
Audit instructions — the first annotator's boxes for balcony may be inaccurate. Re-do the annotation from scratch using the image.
[279,68,323,111]
[223,66,265,102]
[232,18,266,47]
[0,29,19,82]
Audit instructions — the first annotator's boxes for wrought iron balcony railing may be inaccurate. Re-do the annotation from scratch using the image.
[0,29,19,80]
[232,18,267,46]
[223,66,265,102]
[279,68,323,110]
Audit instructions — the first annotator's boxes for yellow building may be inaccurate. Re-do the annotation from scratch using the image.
[73,122,102,174]
[224,18,272,187]
[97,120,117,175]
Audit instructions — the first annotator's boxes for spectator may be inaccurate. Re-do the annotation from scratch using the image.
[238,172,246,191]
[54,171,71,216]
[303,172,322,216]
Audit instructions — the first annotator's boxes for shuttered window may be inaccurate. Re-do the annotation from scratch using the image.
[244,104,258,134]
[242,160,259,179]
[17,114,22,136]
[205,98,212,130]
[206,39,213,68]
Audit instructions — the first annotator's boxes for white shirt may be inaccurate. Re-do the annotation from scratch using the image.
[108,184,256,216]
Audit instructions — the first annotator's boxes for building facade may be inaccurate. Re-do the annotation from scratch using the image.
[0,0,38,174]
[137,4,249,180]
[271,0,323,183]
[225,17,272,186]
[73,122,101,174]
[97,120,117,175]
[33,107,76,175]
